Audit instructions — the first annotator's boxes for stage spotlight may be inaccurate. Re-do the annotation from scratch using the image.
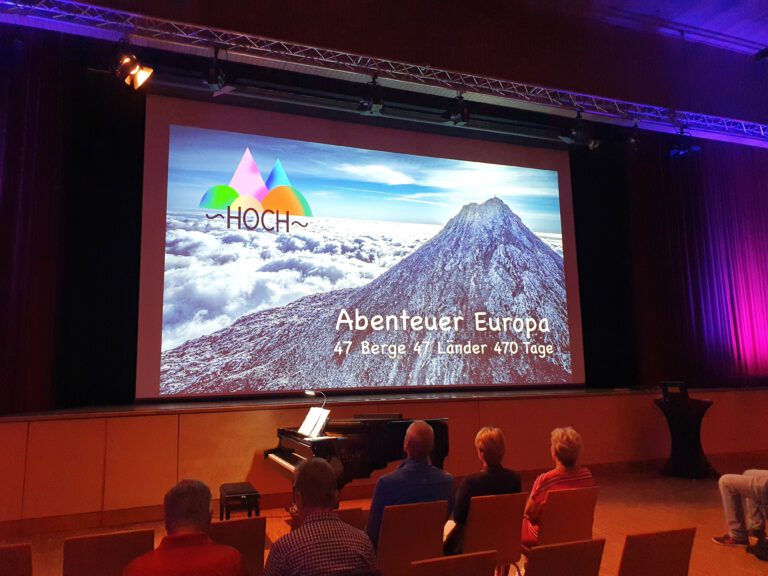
[669,127,702,158]
[442,93,470,125]
[204,46,234,95]
[569,110,588,144]
[564,110,600,150]
[628,121,641,151]
[115,52,153,90]
[358,75,384,114]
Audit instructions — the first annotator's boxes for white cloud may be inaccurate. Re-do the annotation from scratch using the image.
[337,164,416,185]
[161,214,438,350]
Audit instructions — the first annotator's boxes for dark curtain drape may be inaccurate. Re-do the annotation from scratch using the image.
[0,28,68,413]
[0,25,145,414]
[570,140,637,388]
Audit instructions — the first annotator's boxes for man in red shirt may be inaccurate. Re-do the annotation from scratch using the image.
[124,480,247,576]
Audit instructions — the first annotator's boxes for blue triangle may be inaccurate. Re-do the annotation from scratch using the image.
[265,159,292,190]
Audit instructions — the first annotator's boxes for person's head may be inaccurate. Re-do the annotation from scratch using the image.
[550,426,583,468]
[475,426,506,467]
[164,480,212,534]
[293,457,339,513]
[403,420,434,461]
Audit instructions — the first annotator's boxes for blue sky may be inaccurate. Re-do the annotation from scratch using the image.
[167,125,563,233]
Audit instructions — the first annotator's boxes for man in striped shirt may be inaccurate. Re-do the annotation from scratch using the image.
[522,427,595,546]
[265,458,377,576]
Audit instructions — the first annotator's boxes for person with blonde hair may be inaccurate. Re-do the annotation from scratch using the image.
[444,426,521,554]
[522,427,595,547]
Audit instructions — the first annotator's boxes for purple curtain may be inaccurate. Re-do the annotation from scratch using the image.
[629,137,768,385]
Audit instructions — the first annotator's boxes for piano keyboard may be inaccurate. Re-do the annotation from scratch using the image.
[266,451,305,477]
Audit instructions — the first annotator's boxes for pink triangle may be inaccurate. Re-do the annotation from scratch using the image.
[228,148,270,201]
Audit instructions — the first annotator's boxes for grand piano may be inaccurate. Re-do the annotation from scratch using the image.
[265,415,449,488]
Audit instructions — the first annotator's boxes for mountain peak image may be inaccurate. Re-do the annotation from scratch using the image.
[160,198,571,395]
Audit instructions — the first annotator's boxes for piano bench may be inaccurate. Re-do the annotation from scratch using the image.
[219,482,260,521]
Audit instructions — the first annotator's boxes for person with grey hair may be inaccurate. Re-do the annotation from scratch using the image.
[265,458,376,576]
[366,420,454,549]
[123,480,247,576]
[521,427,595,547]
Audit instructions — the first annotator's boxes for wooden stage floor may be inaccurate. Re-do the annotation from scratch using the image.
[5,468,766,576]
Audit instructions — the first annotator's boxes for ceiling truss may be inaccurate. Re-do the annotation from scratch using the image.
[1,0,767,145]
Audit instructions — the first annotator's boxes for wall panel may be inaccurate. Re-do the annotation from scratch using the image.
[103,415,178,510]
[0,422,28,522]
[2,389,766,529]
[22,419,106,519]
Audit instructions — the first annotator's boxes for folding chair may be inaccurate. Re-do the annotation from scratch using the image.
[524,538,605,576]
[617,527,696,576]
[63,528,155,576]
[463,493,527,575]
[412,550,497,576]
[0,543,32,576]
[523,486,599,554]
[377,500,447,576]
[210,516,267,576]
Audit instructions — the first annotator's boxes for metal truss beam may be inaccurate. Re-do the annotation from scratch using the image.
[2,0,767,145]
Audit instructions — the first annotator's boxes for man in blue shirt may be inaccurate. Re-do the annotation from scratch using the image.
[366,420,455,548]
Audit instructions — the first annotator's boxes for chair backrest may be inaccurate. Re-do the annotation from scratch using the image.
[336,507,365,530]
[617,527,696,576]
[411,550,497,576]
[463,492,528,565]
[524,538,605,576]
[537,486,599,546]
[209,516,267,576]
[0,543,32,576]
[63,528,155,576]
[377,500,448,576]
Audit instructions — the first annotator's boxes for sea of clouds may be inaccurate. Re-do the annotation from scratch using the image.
[161,211,563,351]
[161,212,441,350]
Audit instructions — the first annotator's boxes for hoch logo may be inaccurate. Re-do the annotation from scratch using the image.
[199,148,312,233]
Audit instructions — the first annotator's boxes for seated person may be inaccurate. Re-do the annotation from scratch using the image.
[123,479,247,576]
[366,420,455,549]
[444,426,522,554]
[522,426,595,547]
[713,469,768,547]
[265,458,377,576]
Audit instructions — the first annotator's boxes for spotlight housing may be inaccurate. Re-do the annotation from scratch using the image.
[115,52,153,90]
[569,110,588,144]
[669,127,702,157]
[442,93,470,126]
[204,46,231,94]
[358,75,384,114]
[628,121,641,151]
[564,110,599,150]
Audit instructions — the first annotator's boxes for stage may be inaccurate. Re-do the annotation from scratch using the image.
[1,387,767,537]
